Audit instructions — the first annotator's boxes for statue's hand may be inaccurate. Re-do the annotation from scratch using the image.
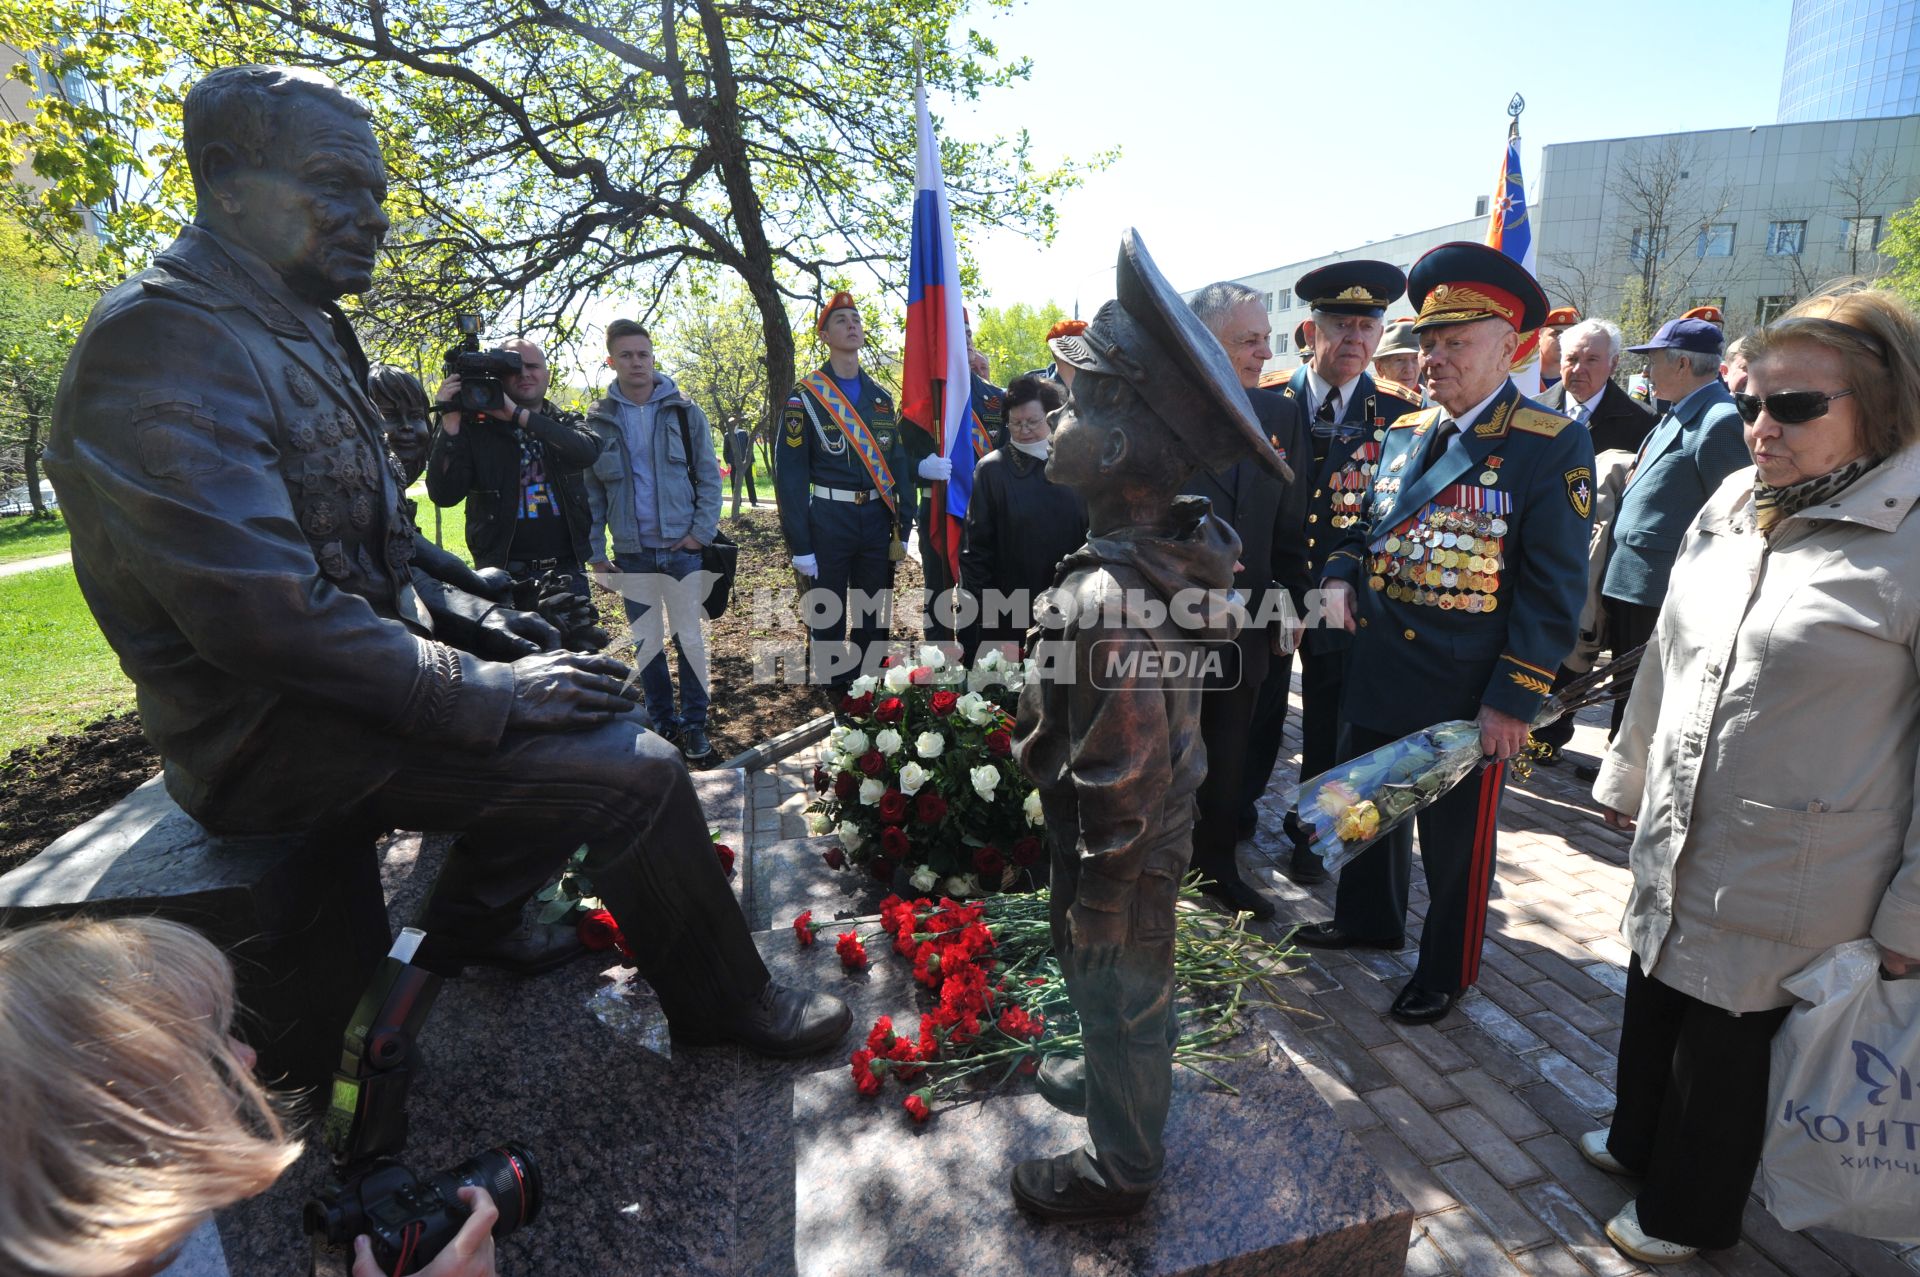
[474,606,562,659]
[507,651,639,730]
[470,567,515,600]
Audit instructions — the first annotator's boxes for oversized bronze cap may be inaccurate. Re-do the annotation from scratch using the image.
[1048,228,1290,482]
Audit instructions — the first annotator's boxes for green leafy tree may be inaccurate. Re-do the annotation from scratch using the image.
[0,221,94,516]
[1882,197,1920,308]
[658,278,771,470]
[972,300,1066,384]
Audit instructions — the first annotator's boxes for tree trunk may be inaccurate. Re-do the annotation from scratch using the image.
[23,409,45,519]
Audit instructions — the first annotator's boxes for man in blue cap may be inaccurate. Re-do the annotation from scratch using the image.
[1596,315,1746,737]
[1296,242,1594,1025]
[1248,260,1421,888]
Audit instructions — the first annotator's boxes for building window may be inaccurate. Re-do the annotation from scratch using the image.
[1274,288,1292,311]
[1262,291,1273,311]
[1475,195,1489,217]
[1630,226,1663,260]
[1844,215,1880,252]
[1756,295,1794,324]
[1767,220,1806,256]
[1275,331,1289,353]
[1696,223,1734,258]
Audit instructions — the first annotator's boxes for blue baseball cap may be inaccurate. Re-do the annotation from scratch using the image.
[1627,317,1723,356]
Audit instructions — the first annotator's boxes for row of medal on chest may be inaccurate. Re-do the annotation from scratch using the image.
[1367,507,1512,613]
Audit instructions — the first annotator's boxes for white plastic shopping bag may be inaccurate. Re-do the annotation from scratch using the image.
[1760,940,1920,1241]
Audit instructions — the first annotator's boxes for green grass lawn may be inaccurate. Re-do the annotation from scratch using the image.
[0,513,72,564]
[0,564,135,755]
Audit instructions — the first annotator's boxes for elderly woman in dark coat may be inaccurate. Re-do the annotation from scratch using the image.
[959,375,1087,659]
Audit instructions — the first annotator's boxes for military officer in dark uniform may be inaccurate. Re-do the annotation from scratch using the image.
[774,292,914,695]
[1297,242,1594,1025]
[903,325,1004,644]
[1246,261,1421,886]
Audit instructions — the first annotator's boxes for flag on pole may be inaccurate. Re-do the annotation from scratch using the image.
[899,79,972,583]
[1485,111,1542,395]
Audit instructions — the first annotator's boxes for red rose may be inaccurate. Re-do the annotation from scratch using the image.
[972,844,1005,877]
[915,792,949,823]
[874,696,905,724]
[857,750,885,777]
[836,931,869,971]
[986,729,1011,757]
[903,1091,931,1123]
[577,907,622,952]
[793,910,815,947]
[714,843,736,878]
[908,665,934,685]
[845,692,874,718]
[813,766,830,793]
[878,788,909,825]
[833,771,858,800]
[869,857,894,883]
[823,846,846,870]
[1011,836,1042,866]
[880,827,911,860]
[929,690,959,716]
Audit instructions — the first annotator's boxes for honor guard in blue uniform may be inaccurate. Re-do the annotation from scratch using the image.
[1251,260,1421,886]
[1296,242,1594,1025]
[774,291,914,694]
[903,360,1004,644]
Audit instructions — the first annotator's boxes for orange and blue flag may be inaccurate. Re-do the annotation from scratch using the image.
[1485,112,1542,395]
[900,80,972,579]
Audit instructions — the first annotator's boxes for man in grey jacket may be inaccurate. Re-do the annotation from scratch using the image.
[585,320,723,762]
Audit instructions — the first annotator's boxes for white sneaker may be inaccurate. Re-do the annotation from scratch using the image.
[1579,1128,1630,1175]
[1605,1200,1698,1265]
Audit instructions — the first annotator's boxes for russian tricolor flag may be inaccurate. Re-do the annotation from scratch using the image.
[900,80,972,580]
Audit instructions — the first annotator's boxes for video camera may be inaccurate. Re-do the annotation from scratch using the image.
[442,314,523,416]
[304,929,543,1274]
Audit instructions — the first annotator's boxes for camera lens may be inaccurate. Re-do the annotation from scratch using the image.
[444,1144,543,1233]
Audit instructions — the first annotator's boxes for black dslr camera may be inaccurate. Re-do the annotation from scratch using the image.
[304,929,543,1274]
[442,314,523,415]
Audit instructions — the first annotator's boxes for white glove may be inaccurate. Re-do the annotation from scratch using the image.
[917,454,953,481]
[791,554,819,578]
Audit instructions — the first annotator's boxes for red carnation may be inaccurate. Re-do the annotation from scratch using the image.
[886,1035,924,1080]
[880,826,911,860]
[833,771,859,800]
[903,1091,931,1123]
[915,792,949,823]
[929,690,959,716]
[867,1016,897,1052]
[823,846,846,870]
[715,843,736,878]
[1011,836,1042,866]
[986,729,1012,757]
[972,844,1005,877]
[850,1048,882,1097]
[793,910,815,946]
[878,788,909,825]
[577,907,622,952]
[874,696,905,725]
[836,931,869,971]
[857,750,885,777]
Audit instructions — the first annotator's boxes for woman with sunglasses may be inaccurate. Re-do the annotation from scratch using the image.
[1586,285,1920,1264]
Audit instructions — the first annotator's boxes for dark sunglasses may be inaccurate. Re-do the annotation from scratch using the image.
[1732,388,1854,425]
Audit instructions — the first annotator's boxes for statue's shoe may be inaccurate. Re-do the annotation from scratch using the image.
[674,981,851,1058]
[1035,1055,1088,1116]
[415,920,588,978]
[1011,1150,1151,1223]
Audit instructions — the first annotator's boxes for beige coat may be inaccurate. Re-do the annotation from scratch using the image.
[1594,441,1920,1012]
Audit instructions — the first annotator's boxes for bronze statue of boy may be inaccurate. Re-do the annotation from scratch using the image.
[1011,230,1289,1221]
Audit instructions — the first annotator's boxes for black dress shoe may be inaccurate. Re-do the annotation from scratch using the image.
[1291,921,1400,951]
[1012,1149,1151,1223]
[674,981,851,1057]
[1573,762,1599,782]
[1389,982,1459,1025]
[414,920,589,978]
[1194,866,1276,920]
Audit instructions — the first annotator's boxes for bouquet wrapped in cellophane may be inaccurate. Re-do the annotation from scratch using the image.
[1297,646,1645,874]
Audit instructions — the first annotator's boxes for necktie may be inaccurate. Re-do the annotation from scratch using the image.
[1574,403,1592,426]
[1317,388,1340,424]
[1424,418,1458,470]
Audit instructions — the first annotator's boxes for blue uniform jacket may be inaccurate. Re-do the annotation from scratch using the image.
[1281,367,1423,654]
[773,367,913,558]
[1324,380,1594,734]
[1601,381,1749,608]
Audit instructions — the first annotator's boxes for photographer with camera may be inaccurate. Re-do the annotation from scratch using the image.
[0,916,499,1277]
[426,338,597,597]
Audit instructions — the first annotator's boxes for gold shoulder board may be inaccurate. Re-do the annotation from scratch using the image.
[1510,407,1572,438]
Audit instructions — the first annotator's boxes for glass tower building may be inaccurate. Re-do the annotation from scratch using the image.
[1778,0,1920,122]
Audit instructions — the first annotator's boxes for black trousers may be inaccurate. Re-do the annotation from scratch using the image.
[1193,632,1268,872]
[1532,664,1580,750]
[357,717,770,1024]
[1607,957,1792,1250]
[1237,647,1293,826]
[1292,642,1348,808]
[917,489,960,643]
[807,499,898,690]
[1332,723,1507,994]
[1602,596,1661,737]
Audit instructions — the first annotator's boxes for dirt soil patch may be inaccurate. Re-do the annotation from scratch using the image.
[0,507,925,876]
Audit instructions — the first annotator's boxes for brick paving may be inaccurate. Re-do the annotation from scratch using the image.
[740,684,1918,1276]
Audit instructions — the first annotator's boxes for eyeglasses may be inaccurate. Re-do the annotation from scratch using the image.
[1732,388,1854,425]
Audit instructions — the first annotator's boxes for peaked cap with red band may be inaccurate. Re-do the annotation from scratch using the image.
[1407,241,1549,333]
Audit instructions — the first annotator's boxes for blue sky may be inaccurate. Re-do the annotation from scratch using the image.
[947,0,1795,313]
